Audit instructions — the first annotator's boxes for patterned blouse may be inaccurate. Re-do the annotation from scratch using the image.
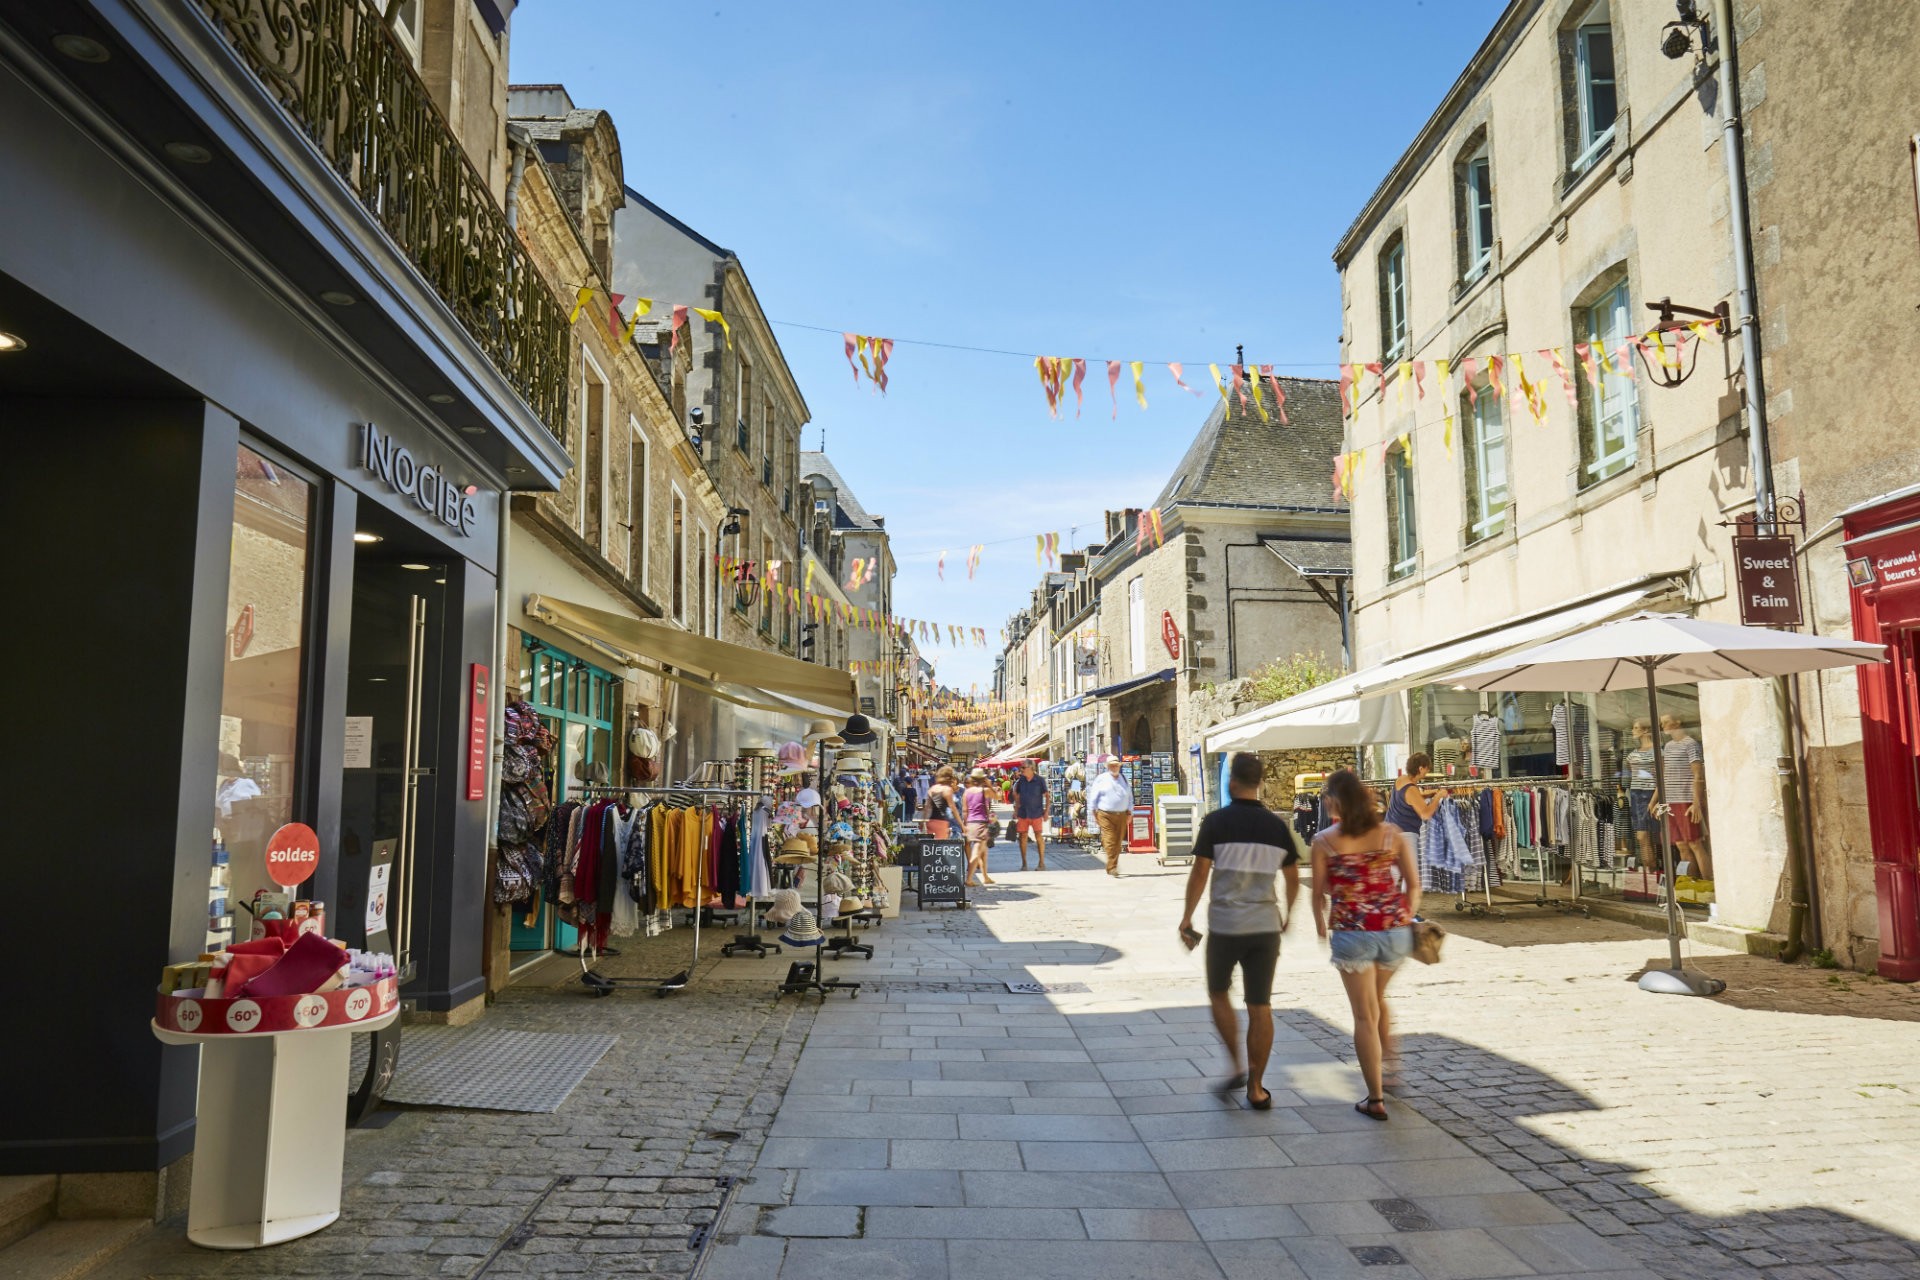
[1314,822,1411,933]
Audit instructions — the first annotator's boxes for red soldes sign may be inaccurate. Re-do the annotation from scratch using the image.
[1161,611,1181,661]
[468,664,490,801]
[264,822,320,887]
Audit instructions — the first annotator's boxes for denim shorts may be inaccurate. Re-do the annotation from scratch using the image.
[1329,927,1412,973]
[1629,789,1661,834]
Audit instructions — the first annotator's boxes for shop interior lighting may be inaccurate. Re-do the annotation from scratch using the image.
[163,142,212,164]
[52,34,110,62]
[427,392,455,404]
[0,331,26,352]
[400,563,431,571]
[458,425,486,435]
[353,532,383,544]
[318,290,356,307]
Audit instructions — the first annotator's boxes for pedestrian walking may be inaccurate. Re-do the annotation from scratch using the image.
[1010,761,1050,870]
[914,769,932,819]
[1177,752,1302,1110]
[926,765,960,839]
[1310,767,1421,1123]
[1086,755,1133,876]
[962,767,998,886]
[891,766,915,821]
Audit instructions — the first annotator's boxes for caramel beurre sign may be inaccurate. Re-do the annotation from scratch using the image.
[1734,536,1802,627]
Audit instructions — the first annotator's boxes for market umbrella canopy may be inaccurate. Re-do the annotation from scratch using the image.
[1447,613,1885,693]
[1445,610,1884,999]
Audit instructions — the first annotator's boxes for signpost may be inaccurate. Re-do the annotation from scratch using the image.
[1733,535,1802,627]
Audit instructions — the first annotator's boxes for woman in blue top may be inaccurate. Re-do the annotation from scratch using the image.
[1384,753,1449,854]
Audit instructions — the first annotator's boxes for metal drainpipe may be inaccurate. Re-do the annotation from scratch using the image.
[1714,0,1816,956]
[504,135,528,231]
[1713,0,1773,530]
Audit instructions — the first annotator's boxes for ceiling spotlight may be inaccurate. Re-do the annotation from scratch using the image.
[458,425,486,435]
[353,532,383,544]
[52,34,110,63]
[0,331,26,353]
[400,563,431,571]
[427,392,455,404]
[318,289,356,307]
[164,141,212,164]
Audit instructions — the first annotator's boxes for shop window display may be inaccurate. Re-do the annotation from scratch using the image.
[1407,680,1709,905]
[211,444,313,950]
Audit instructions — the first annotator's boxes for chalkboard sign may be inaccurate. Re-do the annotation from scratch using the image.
[915,840,968,909]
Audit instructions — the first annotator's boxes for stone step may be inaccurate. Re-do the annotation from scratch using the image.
[0,1219,148,1280]
[0,1178,54,1253]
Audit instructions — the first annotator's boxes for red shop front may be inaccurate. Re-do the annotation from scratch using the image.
[1843,488,1920,980]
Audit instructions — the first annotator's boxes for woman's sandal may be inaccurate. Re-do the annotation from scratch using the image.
[1355,1096,1388,1122]
[1217,1072,1248,1095]
[1246,1085,1273,1111]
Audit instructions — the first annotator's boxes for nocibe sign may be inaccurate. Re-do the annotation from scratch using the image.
[361,422,477,536]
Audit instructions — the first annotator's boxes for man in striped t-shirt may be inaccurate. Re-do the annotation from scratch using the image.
[1178,752,1304,1109]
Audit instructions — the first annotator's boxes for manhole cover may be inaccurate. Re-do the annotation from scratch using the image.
[1370,1198,1438,1231]
[1350,1245,1407,1266]
[1004,981,1090,995]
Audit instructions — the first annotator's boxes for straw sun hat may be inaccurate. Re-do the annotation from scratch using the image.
[779,909,824,947]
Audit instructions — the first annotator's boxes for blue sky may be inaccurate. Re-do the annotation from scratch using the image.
[511,0,1507,692]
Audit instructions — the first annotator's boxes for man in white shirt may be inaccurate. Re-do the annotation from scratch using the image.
[1086,756,1134,877]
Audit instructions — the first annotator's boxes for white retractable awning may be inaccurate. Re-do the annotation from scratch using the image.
[1205,693,1408,753]
[524,594,858,715]
[1202,578,1680,752]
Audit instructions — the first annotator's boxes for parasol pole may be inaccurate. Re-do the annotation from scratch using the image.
[1637,656,1726,997]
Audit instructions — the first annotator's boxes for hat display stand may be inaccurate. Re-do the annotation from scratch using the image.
[821,747,885,961]
[778,717,877,1000]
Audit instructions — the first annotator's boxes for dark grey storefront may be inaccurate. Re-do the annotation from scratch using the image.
[0,0,568,1177]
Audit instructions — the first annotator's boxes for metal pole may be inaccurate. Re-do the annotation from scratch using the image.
[1712,0,1774,534]
[1645,662,1685,972]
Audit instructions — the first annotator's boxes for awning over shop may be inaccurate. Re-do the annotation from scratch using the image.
[1087,667,1176,701]
[980,726,1048,766]
[1202,579,1678,752]
[1030,694,1085,722]
[896,736,950,763]
[1205,693,1408,753]
[524,594,857,715]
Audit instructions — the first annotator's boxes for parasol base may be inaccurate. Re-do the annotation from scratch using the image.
[1637,967,1726,997]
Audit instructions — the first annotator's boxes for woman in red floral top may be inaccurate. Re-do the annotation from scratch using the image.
[1310,768,1422,1122]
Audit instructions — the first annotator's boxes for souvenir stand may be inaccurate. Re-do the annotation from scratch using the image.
[778,715,881,1000]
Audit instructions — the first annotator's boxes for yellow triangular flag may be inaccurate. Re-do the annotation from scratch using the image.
[691,307,731,348]
[620,297,654,343]
[568,285,595,324]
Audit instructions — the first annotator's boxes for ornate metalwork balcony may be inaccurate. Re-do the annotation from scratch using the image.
[196,0,569,440]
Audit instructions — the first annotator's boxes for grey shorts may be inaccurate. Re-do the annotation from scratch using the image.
[1329,927,1412,973]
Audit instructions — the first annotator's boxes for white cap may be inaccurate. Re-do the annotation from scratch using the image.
[794,787,822,808]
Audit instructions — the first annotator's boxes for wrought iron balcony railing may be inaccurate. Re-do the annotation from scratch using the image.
[197,0,569,441]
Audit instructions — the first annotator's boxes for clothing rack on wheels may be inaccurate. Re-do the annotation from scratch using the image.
[566,782,763,998]
[1370,776,1510,921]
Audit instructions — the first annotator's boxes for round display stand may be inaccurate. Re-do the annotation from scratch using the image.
[152,1007,400,1249]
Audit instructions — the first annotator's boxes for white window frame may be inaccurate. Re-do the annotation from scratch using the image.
[1380,238,1409,362]
[1127,577,1146,676]
[1463,151,1493,281]
[669,483,687,624]
[1580,279,1639,482]
[1387,445,1419,581]
[1572,3,1618,172]
[1465,383,1510,542]
[386,0,421,64]
[627,416,650,593]
[579,347,609,551]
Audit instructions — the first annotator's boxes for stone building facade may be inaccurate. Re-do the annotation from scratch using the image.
[1732,0,1920,971]
[1332,0,1785,936]
[802,453,900,719]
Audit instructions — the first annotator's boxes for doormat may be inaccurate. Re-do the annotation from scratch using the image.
[1004,981,1090,995]
[381,1029,619,1113]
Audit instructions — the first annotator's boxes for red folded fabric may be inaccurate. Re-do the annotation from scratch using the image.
[220,952,281,993]
[227,937,287,957]
[239,932,350,999]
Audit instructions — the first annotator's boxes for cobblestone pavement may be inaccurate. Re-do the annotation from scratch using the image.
[107,836,1920,1278]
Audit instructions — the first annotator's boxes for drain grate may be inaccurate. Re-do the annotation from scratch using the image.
[473,1173,736,1277]
[1370,1197,1439,1231]
[1350,1244,1408,1266]
[1004,981,1091,995]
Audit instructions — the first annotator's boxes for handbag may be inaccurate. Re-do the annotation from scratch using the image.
[1409,919,1447,965]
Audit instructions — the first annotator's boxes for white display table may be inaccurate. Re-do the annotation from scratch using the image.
[152,1007,399,1249]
